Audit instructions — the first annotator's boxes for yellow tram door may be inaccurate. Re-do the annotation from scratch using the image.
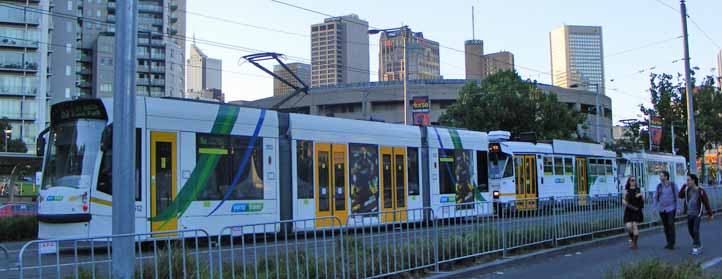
[514,155,538,210]
[380,147,408,223]
[575,157,588,206]
[150,131,178,235]
[525,156,538,210]
[315,143,349,227]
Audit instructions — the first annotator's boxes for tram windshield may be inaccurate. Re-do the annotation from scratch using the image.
[42,119,105,190]
[489,151,513,179]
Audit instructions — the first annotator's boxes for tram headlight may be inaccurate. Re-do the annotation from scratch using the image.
[82,192,89,212]
[493,191,500,199]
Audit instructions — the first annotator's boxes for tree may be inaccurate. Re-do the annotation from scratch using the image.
[439,70,585,140]
[0,117,27,153]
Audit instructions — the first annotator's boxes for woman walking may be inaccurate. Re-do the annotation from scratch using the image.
[623,176,644,249]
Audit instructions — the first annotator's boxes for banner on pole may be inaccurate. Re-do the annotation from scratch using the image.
[411,96,430,126]
[650,116,663,149]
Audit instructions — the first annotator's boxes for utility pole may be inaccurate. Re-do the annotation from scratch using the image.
[112,0,137,278]
[402,26,408,125]
[680,0,698,174]
[671,123,676,155]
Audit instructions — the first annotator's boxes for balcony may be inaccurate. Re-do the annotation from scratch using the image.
[137,38,165,47]
[76,80,91,88]
[151,79,165,86]
[170,14,178,23]
[150,65,164,73]
[75,68,91,75]
[138,4,163,14]
[0,7,40,25]
[139,17,163,27]
[76,53,92,62]
[0,86,37,96]
[170,1,178,10]
[0,37,38,49]
[107,2,115,11]
[136,78,149,86]
[0,61,38,72]
[137,64,149,72]
[108,15,115,22]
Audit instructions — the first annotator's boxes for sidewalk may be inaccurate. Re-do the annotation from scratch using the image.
[448,216,722,279]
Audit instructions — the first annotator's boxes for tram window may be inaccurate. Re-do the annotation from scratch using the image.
[438,149,455,194]
[503,157,514,178]
[296,141,314,199]
[96,128,142,201]
[554,157,563,175]
[605,160,613,175]
[196,134,264,201]
[476,151,489,193]
[564,158,573,175]
[543,157,553,176]
[407,148,420,195]
[676,163,686,176]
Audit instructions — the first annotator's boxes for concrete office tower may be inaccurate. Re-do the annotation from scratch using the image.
[50,0,186,101]
[311,14,369,88]
[273,62,310,96]
[483,51,514,77]
[186,42,222,101]
[549,25,605,94]
[464,40,484,81]
[0,1,50,153]
[379,27,441,81]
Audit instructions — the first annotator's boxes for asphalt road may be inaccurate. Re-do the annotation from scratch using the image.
[464,215,722,279]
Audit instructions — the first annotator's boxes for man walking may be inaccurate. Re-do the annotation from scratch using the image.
[678,174,714,255]
[655,171,678,250]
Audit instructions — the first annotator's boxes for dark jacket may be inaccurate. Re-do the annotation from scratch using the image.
[678,185,713,217]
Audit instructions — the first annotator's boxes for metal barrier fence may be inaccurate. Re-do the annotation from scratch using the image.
[14,187,722,278]
[17,229,213,279]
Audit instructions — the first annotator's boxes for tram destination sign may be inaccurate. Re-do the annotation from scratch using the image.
[51,99,108,123]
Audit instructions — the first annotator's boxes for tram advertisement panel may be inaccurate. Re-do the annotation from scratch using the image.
[411,96,430,126]
[455,150,473,207]
[349,144,380,213]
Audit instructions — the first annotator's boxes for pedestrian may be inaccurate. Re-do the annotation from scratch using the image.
[622,176,644,249]
[678,174,714,255]
[655,170,678,250]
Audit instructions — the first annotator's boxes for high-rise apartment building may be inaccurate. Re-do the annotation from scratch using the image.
[464,39,483,81]
[273,62,310,96]
[310,14,369,88]
[549,25,605,94]
[378,27,441,81]
[482,51,514,77]
[50,0,186,101]
[0,1,50,153]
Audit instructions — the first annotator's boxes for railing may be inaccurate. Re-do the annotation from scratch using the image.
[14,187,722,278]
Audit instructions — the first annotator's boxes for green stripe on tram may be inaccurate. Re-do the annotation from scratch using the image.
[150,105,240,222]
[449,129,463,150]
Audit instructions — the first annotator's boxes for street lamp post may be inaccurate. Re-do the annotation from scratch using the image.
[369,26,409,124]
[4,128,12,152]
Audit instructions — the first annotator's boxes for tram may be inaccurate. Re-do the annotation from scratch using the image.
[617,152,687,193]
[487,131,618,209]
[35,97,493,239]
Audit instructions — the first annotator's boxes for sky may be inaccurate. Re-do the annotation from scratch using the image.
[185,0,722,124]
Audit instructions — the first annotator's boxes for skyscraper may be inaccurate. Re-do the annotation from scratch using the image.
[50,0,186,101]
[310,14,369,88]
[273,62,310,96]
[378,27,441,81]
[482,51,514,77]
[549,25,605,94]
[464,40,484,81]
[0,1,50,152]
[186,42,221,92]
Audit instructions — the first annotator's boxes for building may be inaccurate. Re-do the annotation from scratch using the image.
[482,51,514,77]
[613,125,630,141]
[243,80,613,142]
[186,42,222,101]
[549,25,605,94]
[0,1,50,153]
[464,40,484,81]
[378,27,441,81]
[49,0,186,101]
[273,62,310,96]
[310,14,369,88]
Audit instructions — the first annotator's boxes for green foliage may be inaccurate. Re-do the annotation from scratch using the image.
[642,73,722,162]
[0,117,28,153]
[607,259,721,279]
[0,216,37,241]
[439,71,585,140]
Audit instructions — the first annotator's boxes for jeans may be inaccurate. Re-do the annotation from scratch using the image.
[687,215,701,247]
[660,211,676,247]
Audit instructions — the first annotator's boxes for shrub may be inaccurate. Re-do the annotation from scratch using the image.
[0,216,37,241]
[607,259,720,279]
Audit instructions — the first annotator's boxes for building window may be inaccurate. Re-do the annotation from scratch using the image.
[65,65,71,76]
[100,83,112,92]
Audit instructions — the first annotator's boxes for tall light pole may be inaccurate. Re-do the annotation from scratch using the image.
[4,128,11,152]
[680,0,698,174]
[369,26,409,124]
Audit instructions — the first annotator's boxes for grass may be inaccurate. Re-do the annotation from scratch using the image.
[0,216,37,241]
[607,259,722,279]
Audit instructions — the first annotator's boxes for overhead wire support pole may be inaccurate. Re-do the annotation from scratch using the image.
[112,0,137,278]
[680,0,697,174]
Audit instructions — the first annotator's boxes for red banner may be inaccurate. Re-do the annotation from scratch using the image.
[411,96,430,126]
